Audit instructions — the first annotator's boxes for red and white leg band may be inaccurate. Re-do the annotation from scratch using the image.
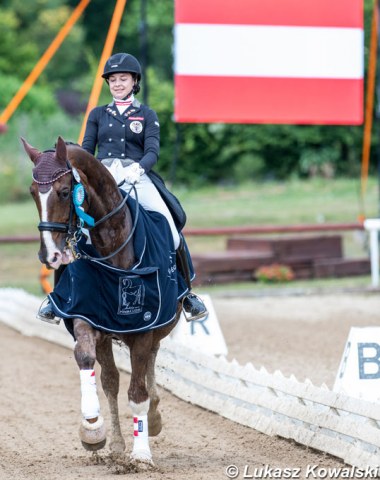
[133,415,149,451]
[134,415,148,438]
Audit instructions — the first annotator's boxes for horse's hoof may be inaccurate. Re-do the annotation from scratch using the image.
[130,450,154,468]
[110,437,126,454]
[79,415,107,451]
[130,452,154,472]
[148,411,162,436]
[81,438,107,451]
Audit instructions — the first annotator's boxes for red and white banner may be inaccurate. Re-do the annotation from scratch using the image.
[174,0,364,124]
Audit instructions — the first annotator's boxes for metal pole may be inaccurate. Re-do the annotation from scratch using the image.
[364,219,380,287]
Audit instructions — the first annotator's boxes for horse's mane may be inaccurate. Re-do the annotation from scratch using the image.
[66,144,98,168]
[66,145,118,193]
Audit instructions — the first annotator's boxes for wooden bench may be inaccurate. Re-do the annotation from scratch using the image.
[227,235,343,259]
[192,251,273,285]
[191,234,370,285]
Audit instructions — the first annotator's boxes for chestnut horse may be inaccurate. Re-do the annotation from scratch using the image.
[22,136,181,466]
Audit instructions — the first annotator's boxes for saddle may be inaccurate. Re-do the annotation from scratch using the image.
[148,170,187,231]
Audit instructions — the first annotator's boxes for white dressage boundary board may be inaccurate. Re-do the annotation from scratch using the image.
[334,326,380,402]
[170,294,228,357]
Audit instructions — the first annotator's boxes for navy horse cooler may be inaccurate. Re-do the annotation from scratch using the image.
[49,196,193,336]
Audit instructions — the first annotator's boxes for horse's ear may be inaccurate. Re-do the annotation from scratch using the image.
[20,137,41,165]
[55,136,68,167]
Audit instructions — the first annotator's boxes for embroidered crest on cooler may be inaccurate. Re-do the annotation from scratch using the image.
[118,277,145,315]
[130,120,143,134]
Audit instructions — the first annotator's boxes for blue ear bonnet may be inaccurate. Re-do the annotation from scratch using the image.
[71,168,95,227]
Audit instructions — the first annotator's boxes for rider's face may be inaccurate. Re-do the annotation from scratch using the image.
[108,72,135,99]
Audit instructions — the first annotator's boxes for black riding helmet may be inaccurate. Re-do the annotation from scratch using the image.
[102,53,141,94]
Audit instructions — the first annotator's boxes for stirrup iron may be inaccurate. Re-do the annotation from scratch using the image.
[36,298,61,325]
[181,293,208,322]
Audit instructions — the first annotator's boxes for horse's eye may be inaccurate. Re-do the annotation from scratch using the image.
[59,188,70,200]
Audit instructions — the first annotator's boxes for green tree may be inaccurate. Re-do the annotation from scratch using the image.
[0,0,375,187]
[0,8,38,79]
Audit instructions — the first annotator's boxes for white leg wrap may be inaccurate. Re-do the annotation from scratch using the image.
[130,400,152,462]
[80,369,100,419]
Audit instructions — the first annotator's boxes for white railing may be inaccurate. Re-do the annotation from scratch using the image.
[1,288,380,467]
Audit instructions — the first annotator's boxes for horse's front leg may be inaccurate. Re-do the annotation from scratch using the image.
[126,333,154,465]
[73,319,107,451]
[96,335,126,454]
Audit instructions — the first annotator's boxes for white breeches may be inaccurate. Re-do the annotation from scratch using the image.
[102,159,180,249]
[124,173,180,249]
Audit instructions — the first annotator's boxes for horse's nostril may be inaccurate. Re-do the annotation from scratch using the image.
[50,251,62,265]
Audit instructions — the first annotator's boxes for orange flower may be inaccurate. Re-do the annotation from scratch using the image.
[254,264,295,283]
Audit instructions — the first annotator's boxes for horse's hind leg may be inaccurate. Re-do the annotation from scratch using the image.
[147,320,179,436]
[126,333,154,464]
[147,343,162,437]
[73,319,107,451]
[96,336,126,454]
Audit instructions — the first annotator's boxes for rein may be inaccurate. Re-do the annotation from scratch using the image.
[36,159,139,263]
[74,185,139,263]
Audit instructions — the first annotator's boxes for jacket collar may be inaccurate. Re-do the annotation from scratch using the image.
[108,98,141,109]
[105,98,142,121]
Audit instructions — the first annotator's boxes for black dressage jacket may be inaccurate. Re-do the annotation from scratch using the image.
[82,98,160,173]
[81,98,186,230]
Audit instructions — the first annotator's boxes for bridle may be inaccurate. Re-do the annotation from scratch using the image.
[35,159,139,262]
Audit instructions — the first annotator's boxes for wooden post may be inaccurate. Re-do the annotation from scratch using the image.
[0,0,90,127]
[360,0,378,217]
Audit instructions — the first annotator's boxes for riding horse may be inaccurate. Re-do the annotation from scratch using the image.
[22,136,181,466]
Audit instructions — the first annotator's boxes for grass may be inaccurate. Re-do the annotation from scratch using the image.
[0,177,377,295]
[179,177,376,226]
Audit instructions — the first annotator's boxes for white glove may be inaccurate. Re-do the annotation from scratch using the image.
[123,162,145,184]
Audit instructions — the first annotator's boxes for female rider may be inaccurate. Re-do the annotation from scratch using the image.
[38,52,207,322]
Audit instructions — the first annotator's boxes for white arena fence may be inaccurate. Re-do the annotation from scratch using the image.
[1,288,380,468]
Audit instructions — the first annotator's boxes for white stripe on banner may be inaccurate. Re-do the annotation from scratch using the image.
[175,24,364,79]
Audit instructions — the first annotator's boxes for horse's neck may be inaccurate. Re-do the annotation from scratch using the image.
[77,159,135,269]
[89,196,135,269]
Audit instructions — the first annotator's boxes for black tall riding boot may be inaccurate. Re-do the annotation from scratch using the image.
[37,265,66,324]
[176,238,208,321]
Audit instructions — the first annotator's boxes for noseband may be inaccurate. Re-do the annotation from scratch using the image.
[38,222,71,233]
